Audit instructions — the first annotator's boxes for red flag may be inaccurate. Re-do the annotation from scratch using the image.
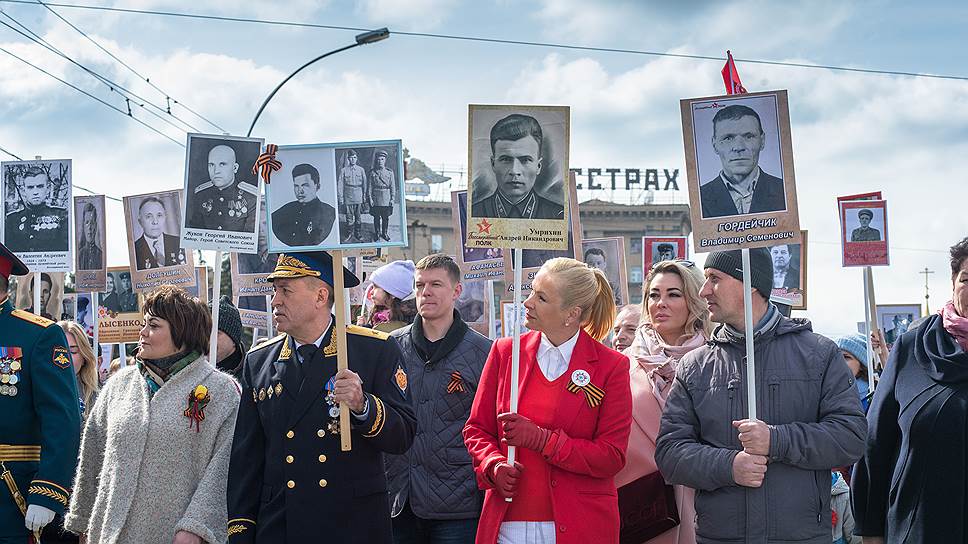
[721,50,747,95]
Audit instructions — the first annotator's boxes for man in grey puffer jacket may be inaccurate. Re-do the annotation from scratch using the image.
[655,249,867,544]
[386,254,492,543]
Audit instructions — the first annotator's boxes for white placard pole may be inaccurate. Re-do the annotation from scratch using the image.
[741,248,757,420]
[265,294,274,337]
[33,273,41,317]
[505,248,525,502]
[91,291,99,355]
[119,342,127,366]
[486,279,497,340]
[863,267,876,394]
[208,251,223,365]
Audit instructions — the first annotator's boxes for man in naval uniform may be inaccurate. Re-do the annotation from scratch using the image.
[188,144,259,233]
[850,209,881,242]
[227,251,415,544]
[3,167,68,253]
[271,164,336,247]
[0,241,81,543]
[471,113,565,220]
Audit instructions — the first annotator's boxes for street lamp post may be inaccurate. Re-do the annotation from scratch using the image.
[246,27,390,137]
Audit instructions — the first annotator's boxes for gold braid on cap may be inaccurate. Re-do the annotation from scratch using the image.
[268,254,321,279]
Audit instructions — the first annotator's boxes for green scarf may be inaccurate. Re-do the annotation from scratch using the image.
[137,350,199,397]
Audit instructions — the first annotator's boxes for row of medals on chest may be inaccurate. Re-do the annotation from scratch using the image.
[0,358,22,396]
[202,191,249,217]
[252,338,341,435]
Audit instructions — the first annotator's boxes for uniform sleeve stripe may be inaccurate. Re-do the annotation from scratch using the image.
[362,396,386,437]
[228,518,256,524]
[31,479,71,495]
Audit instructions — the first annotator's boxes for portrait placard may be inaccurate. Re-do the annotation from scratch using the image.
[236,295,271,330]
[502,174,581,294]
[768,230,808,309]
[680,90,801,252]
[875,303,922,349]
[265,140,407,252]
[451,190,504,282]
[466,104,570,251]
[123,189,196,291]
[642,237,688,271]
[97,266,144,344]
[501,301,528,338]
[75,292,95,338]
[74,194,107,291]
[2,159,72,271]
[839,199,889,267]
[456,279,489,336]
[581,237,628,307]
[181,266,210,303]
[230,195,276,301]
[13,271,64,320]
[180,133,264,252]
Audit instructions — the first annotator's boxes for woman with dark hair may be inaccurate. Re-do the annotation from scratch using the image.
[65,286,240,544]
[852,237,968,543]
[464,257,632,544]
[360,260,417,332]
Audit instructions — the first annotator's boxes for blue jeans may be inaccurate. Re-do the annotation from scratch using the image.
[392,502,478,544]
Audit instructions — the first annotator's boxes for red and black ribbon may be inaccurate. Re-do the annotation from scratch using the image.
[183,386,211,432]
[253,143,282,184]
[566,380,605,408]
[446,371,465,394]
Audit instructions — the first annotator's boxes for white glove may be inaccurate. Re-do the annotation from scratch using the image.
[25,504,55,532]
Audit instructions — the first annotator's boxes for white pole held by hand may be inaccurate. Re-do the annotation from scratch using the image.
[209,250,223,365]
[741,248,757,421]
[33,273,41,317]
[863,267,875,395]
[92,292,99,358]
[506,248,524,502]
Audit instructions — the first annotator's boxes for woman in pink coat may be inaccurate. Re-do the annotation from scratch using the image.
[615,260,712,544]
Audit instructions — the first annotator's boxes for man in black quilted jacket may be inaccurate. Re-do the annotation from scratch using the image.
[387,254,492,543]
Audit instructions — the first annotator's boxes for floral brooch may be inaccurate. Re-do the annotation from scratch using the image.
[184,384,211,432]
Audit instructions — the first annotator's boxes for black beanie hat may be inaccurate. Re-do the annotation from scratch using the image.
[209,295,243,347]
[703,248,773,300]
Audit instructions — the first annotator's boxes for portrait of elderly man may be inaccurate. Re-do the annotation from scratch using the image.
[655,242,677,263]
[851,208,881,242]
[4,166,68,252]
[187,143,259,232]
[77,201,103,270]
[472,113,564,220]
[272,163,336,247]
[770,243,800,289]
[699,104,786,218]
[132,196,186,271]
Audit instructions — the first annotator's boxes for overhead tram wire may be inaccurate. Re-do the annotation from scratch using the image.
[0,45,184,147]
[0,12,197,136]
[35,0,227,133]
[0,0,966,83]
[0,145,124,201]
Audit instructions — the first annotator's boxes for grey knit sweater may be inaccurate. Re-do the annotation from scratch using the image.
[64,356,240,544]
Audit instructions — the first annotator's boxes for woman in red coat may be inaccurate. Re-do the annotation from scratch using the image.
[464,257,632,544]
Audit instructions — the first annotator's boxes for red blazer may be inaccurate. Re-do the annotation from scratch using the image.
[463,329,632,544]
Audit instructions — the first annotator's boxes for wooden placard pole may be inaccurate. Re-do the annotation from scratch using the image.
[741,248,758,420]
[332,249,352,451]
[862,268,876,394]
[865,266,889,369]
[505,248,524,502]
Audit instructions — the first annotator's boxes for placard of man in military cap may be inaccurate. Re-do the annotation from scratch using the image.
[2,159,72,271]
[850,209,881,242]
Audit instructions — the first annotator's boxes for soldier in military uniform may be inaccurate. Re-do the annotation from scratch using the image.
[118,272,138,312]
[338,149,368,242]
[270,163,336,248]
[132,197,186,271]
[3,167,68,253]
[0,241,81,543]
[227,251,416,544]
[76,201,103,271]
[188,144,259,233]
[851,208,882,242]
[368,150,396,242]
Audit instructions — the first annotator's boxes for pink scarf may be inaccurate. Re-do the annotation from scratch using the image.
[625,324,707,407]
[941,300,968,352]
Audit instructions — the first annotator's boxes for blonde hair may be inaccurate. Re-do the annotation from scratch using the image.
[641,260,712,337]
[57,321,99,409]
[540,258,616,341]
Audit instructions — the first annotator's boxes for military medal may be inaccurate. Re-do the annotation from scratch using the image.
[570,369,590,388]
[328,406,340,418]
[324,376,340,435]
[275,383,283,396]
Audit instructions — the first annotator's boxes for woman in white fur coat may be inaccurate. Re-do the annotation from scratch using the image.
[64,286,240,544]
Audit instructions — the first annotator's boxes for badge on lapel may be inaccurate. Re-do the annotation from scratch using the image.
[566,369,605,408]
[393,363,408,399]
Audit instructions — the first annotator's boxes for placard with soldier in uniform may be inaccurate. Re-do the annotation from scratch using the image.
[1,159,72,272]
[74,194,107,292]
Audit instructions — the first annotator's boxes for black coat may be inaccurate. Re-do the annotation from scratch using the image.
[133,233,185,270]
[471,190,564,220]
[270,198,336,247]
[227,322,416,544]
[852,314,968,542]
[699,170,786,219]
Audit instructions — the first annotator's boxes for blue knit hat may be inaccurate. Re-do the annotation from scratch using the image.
[834,333,868,368]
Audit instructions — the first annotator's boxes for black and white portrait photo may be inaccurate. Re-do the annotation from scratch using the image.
[123,189,195,291]
[238,196,278,276]
[692,96,786,219]
[769,243,801,290]
[2,159,72,271]
[582,237,628,306]
[455,190,503,264]
[455,280,486,324]
[643,237,688,271]
[181,133,263,252]
[15,271,64,320]
[335,144,403,244]
[848,208,883,242]
[100,270,139,314]
[74,195,106,271]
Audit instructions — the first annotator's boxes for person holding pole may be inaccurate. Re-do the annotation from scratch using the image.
[0,242,81,543]
[464,257,632,544]
[655,248,866,543]
[852,237,968,543]
[227,251,416,544]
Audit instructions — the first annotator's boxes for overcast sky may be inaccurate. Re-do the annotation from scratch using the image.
[1,0,965,336]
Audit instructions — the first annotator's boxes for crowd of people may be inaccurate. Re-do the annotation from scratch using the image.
[2,236,968,544]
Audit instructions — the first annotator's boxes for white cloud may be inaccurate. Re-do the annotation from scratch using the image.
[355,0,459,31]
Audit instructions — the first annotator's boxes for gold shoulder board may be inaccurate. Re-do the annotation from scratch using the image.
[347,325,389,340]
[249,334,286,353]
[11,310,54,327]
